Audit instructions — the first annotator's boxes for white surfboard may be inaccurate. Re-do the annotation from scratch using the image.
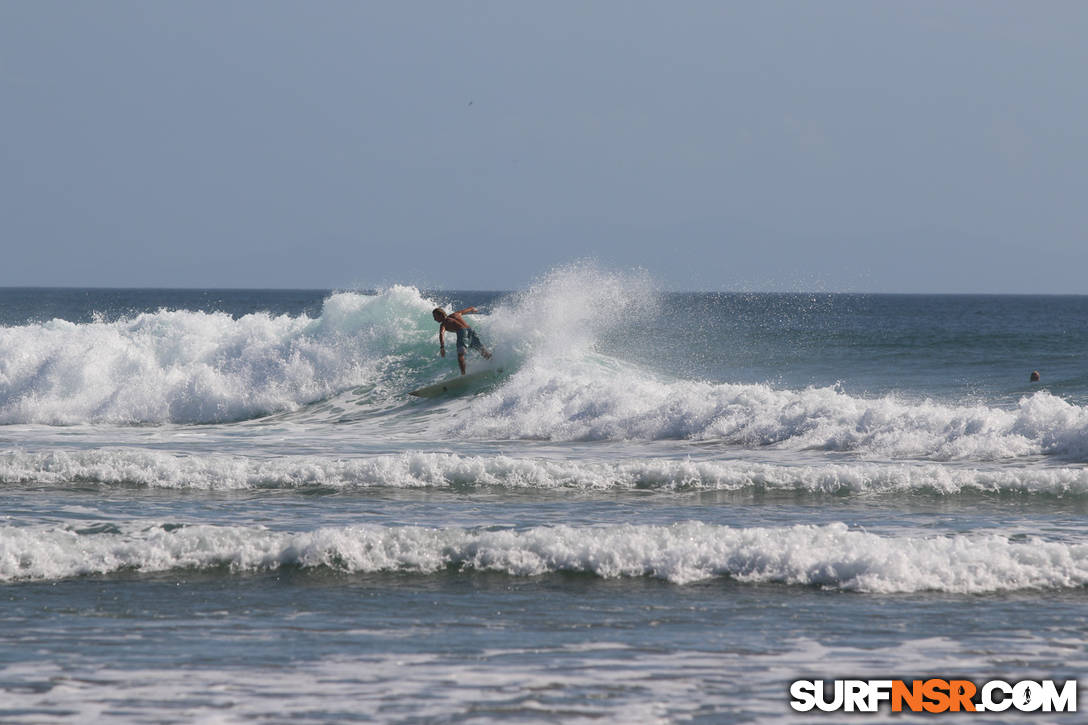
[409,367,504,398]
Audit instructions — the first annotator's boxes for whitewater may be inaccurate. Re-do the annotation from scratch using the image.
[2,271,1086,723]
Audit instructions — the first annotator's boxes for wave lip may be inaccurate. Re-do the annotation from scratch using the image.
[4,521,1088,592]
[6,448,1088,497]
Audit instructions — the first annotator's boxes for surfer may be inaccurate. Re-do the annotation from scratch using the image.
[433,306,492,374]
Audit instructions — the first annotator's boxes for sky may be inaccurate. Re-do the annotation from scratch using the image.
[1,1,1086,293]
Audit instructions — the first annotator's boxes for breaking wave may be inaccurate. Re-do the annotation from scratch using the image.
[2,267,1087,464]
[4,520,1087,592]
[455,369,1088,460]
[4,448,1088,496]
[0,286,442,425]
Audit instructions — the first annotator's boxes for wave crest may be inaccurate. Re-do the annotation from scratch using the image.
[0,287,436,424]
[4,520,1087,592]
[5,448,1088,495]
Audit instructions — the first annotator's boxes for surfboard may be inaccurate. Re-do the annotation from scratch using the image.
[409,367,504,398]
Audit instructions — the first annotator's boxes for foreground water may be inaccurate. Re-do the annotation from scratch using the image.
[2,270,1086,722]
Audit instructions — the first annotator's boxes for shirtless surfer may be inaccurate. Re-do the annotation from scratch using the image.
[433,306,492,374]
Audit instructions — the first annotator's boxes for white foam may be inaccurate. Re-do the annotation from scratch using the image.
[4,520,1087,592]
[4,272,1088,465]
[457,363,1088,460]
[4,635,1081,724]
[4,448,1088,495]
[0,287,437,424]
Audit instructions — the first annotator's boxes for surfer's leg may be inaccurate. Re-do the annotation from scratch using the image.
[468,330,492,359]
[455,329,469,373]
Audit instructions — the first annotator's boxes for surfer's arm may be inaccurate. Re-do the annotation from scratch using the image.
[455,306,477,315]
[438,327,446,356]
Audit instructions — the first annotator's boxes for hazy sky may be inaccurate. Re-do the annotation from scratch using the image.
[2,1,1086,292]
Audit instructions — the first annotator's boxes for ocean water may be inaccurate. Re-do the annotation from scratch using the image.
[2,268,1086,723]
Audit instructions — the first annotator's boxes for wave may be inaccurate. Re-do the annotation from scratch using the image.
[0,266,654,426]
[0,286,442,425]
[454,366,1088,460]
[4,520,1087,592]
[4,267,1088,465]
[5,448,1088,496]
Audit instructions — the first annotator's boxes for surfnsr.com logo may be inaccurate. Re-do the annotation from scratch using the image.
[789,679,1077,713]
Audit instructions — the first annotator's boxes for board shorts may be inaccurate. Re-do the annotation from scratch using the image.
[455,327,484,354]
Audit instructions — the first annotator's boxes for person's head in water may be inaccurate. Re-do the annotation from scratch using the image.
[1030,370,1041,382]
[432,308,447,323]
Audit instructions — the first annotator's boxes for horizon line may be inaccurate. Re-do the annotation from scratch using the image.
[1,285,1086,298]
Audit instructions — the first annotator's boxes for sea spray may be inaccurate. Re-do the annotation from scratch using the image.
[483,262,658,358]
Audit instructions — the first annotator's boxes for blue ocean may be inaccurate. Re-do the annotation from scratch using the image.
[2,267,1086,723]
